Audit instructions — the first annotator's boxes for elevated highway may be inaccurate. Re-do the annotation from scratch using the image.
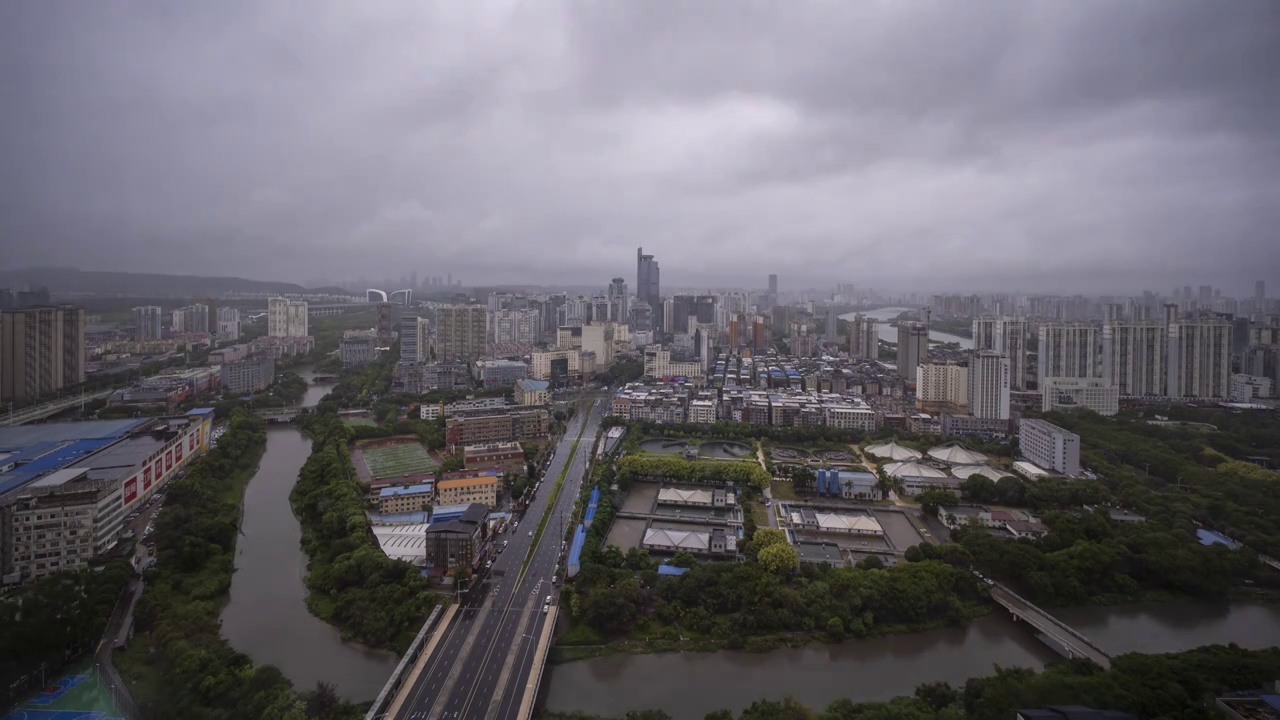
[372,399,605,720]
[0,390,115,427]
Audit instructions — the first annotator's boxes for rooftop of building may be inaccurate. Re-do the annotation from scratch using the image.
[379,483,434,498]
[516,378,550,391]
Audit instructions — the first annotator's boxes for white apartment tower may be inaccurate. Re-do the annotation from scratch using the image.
[267,297,309,337]
[916,362,968,412]
[967,351,1011,420]
[133,305,163,342]
[973,316,1027,390]
[1038,323,1100,387]
[1102,320,1166,397]
[492,308,540,344]
[400,315,430,363]
[1166,316,1232,399]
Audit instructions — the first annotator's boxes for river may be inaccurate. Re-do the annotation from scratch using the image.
[220,371,399,701]
[545,600,1280,718]
[840,307,973,349]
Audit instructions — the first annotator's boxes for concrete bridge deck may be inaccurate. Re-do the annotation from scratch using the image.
[989,582,1112,668]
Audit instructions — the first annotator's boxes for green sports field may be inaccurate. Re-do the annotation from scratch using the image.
[359,441,436,479]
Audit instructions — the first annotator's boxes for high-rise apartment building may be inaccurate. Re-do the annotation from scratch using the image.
[1037,322,1100,387]
[492,308,539,345]
[133,306,163,342]
[608,278,629,323]
[216,307,241,342]
[636,247,661,331]
[267,297,308,338]
[973,316,1027,390]
[847,313,879,360]
[967,351,1011,420]
[400,315,430,363]
[896,322,929,382]
[1257,280,1266,301]
[171,304,209,334]
[434,304,488,362]
[1166,316,1232,399]
[0,306,86,403]
[825,308,838,340]
[1102,320,1166,397]
[916,361,968,413]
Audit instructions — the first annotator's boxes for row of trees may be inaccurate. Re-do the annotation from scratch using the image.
[615,455,770,491]
[0,560,134,708]
[294,411,440,652]
[118,408,360,718]
[545,644,1280,720]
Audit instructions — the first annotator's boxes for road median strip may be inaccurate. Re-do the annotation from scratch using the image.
[520,412,589,579]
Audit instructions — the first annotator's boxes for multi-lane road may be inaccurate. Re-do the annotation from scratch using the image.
[393,397,605,720]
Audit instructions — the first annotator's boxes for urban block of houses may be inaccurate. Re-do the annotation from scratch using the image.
[463,441,525,476]
[378,483,434,514]
[435,470,500,508]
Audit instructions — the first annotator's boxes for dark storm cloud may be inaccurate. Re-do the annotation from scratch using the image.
[2,0,1278,293]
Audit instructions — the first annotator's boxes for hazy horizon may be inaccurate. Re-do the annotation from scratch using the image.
[3,2,1279,295]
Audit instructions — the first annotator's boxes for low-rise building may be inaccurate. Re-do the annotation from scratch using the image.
[340,332,377,367]
[657,486,733,508]
[1041,377,1120,416]
[789,507,883,535]
[642,525,737,556]
[435,471,500,508]
[422,503,488,571]
[220,353,275,394]
[474,359,528,389]
[444,408,549,447]
[378,483,434,514]
[687,398,717,424]
[1019,418,1081,477]
[463,441,525,475]
[1230,373,1274,402]
[643,347,705,384]
[514,378,550,406]
[814,469,878,500]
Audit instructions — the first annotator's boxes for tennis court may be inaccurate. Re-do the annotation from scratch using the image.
[4,662,125,720]
[356,439,437,480]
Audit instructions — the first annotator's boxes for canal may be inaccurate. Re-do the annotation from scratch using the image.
[220,372,399,701]
[841,307,973,349]
[545,600,1280,718]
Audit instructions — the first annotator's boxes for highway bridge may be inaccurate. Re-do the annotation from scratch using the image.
[0,389,115,427]
[370,398,605,720]
[989,582,1112,668]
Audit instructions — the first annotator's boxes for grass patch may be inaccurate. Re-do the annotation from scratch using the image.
[750,501,771,528]
[521,416,589,578]
[359,440,437,478]
[769,479,798,501]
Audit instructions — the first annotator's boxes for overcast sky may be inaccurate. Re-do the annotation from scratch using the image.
[3,1,1278,295]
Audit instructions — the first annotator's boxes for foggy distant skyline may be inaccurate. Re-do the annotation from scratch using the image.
[3,2,1279,295]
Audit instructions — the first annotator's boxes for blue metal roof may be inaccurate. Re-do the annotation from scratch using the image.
[1196,528,1241,549]
[379,483,434,498]
[566,524,587,578]
[657,565,689,576]
[0,437,122,497]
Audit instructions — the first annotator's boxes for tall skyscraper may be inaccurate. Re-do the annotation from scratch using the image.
[1102,320,1167,397]
[896,322,929,381]
[267,297,309,337]
[848,313,879,360]
[133,305,163,342]
[825,307,838,340]
[171,303,209,334]
[433,304,488,361]
[968,351,1011,420]
[768,274,778,296]
[0,305,85,403]
[636,247,661,331]
[973,315,1027,390]
[1037,322,1100,387]
[400,315,430,363]
[216,306,241,341]
[1166,315,1232,399]
[1257,280,1267,301]
[608,278,629,323]
[492,308,539,344]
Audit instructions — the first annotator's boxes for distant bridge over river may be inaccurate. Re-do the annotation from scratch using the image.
[989,581,1112,668]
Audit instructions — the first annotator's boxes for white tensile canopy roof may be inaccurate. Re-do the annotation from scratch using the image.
[928,444,988,465]
[950,465,1012,481]
[865,441,923,461]
[884,461,948,478]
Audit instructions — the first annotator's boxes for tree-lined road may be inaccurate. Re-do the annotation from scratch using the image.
[392,398,603,720]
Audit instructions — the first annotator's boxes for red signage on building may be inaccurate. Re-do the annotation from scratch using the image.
[143,465,153,491]
[175,444,183,463]
[154,461,162,481]
[189,434,196,451]
[124,477,138,506]
[165,450,173,472]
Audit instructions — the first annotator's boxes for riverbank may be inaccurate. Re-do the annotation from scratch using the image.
[551,606,990,664]
[114,409,366,717]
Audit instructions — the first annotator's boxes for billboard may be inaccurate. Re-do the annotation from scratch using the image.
[123,476,138,506]
[165,449,173,473]
[143,465,153,492]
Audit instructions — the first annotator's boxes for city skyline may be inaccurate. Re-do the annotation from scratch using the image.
[3,2,1279,293]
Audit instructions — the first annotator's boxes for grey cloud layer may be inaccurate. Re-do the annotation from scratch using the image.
[2,0,1278,293]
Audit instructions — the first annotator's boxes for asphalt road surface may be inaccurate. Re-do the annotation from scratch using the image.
[394,398,604,720]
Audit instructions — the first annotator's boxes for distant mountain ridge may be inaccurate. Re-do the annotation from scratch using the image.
[0,267,309,298]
